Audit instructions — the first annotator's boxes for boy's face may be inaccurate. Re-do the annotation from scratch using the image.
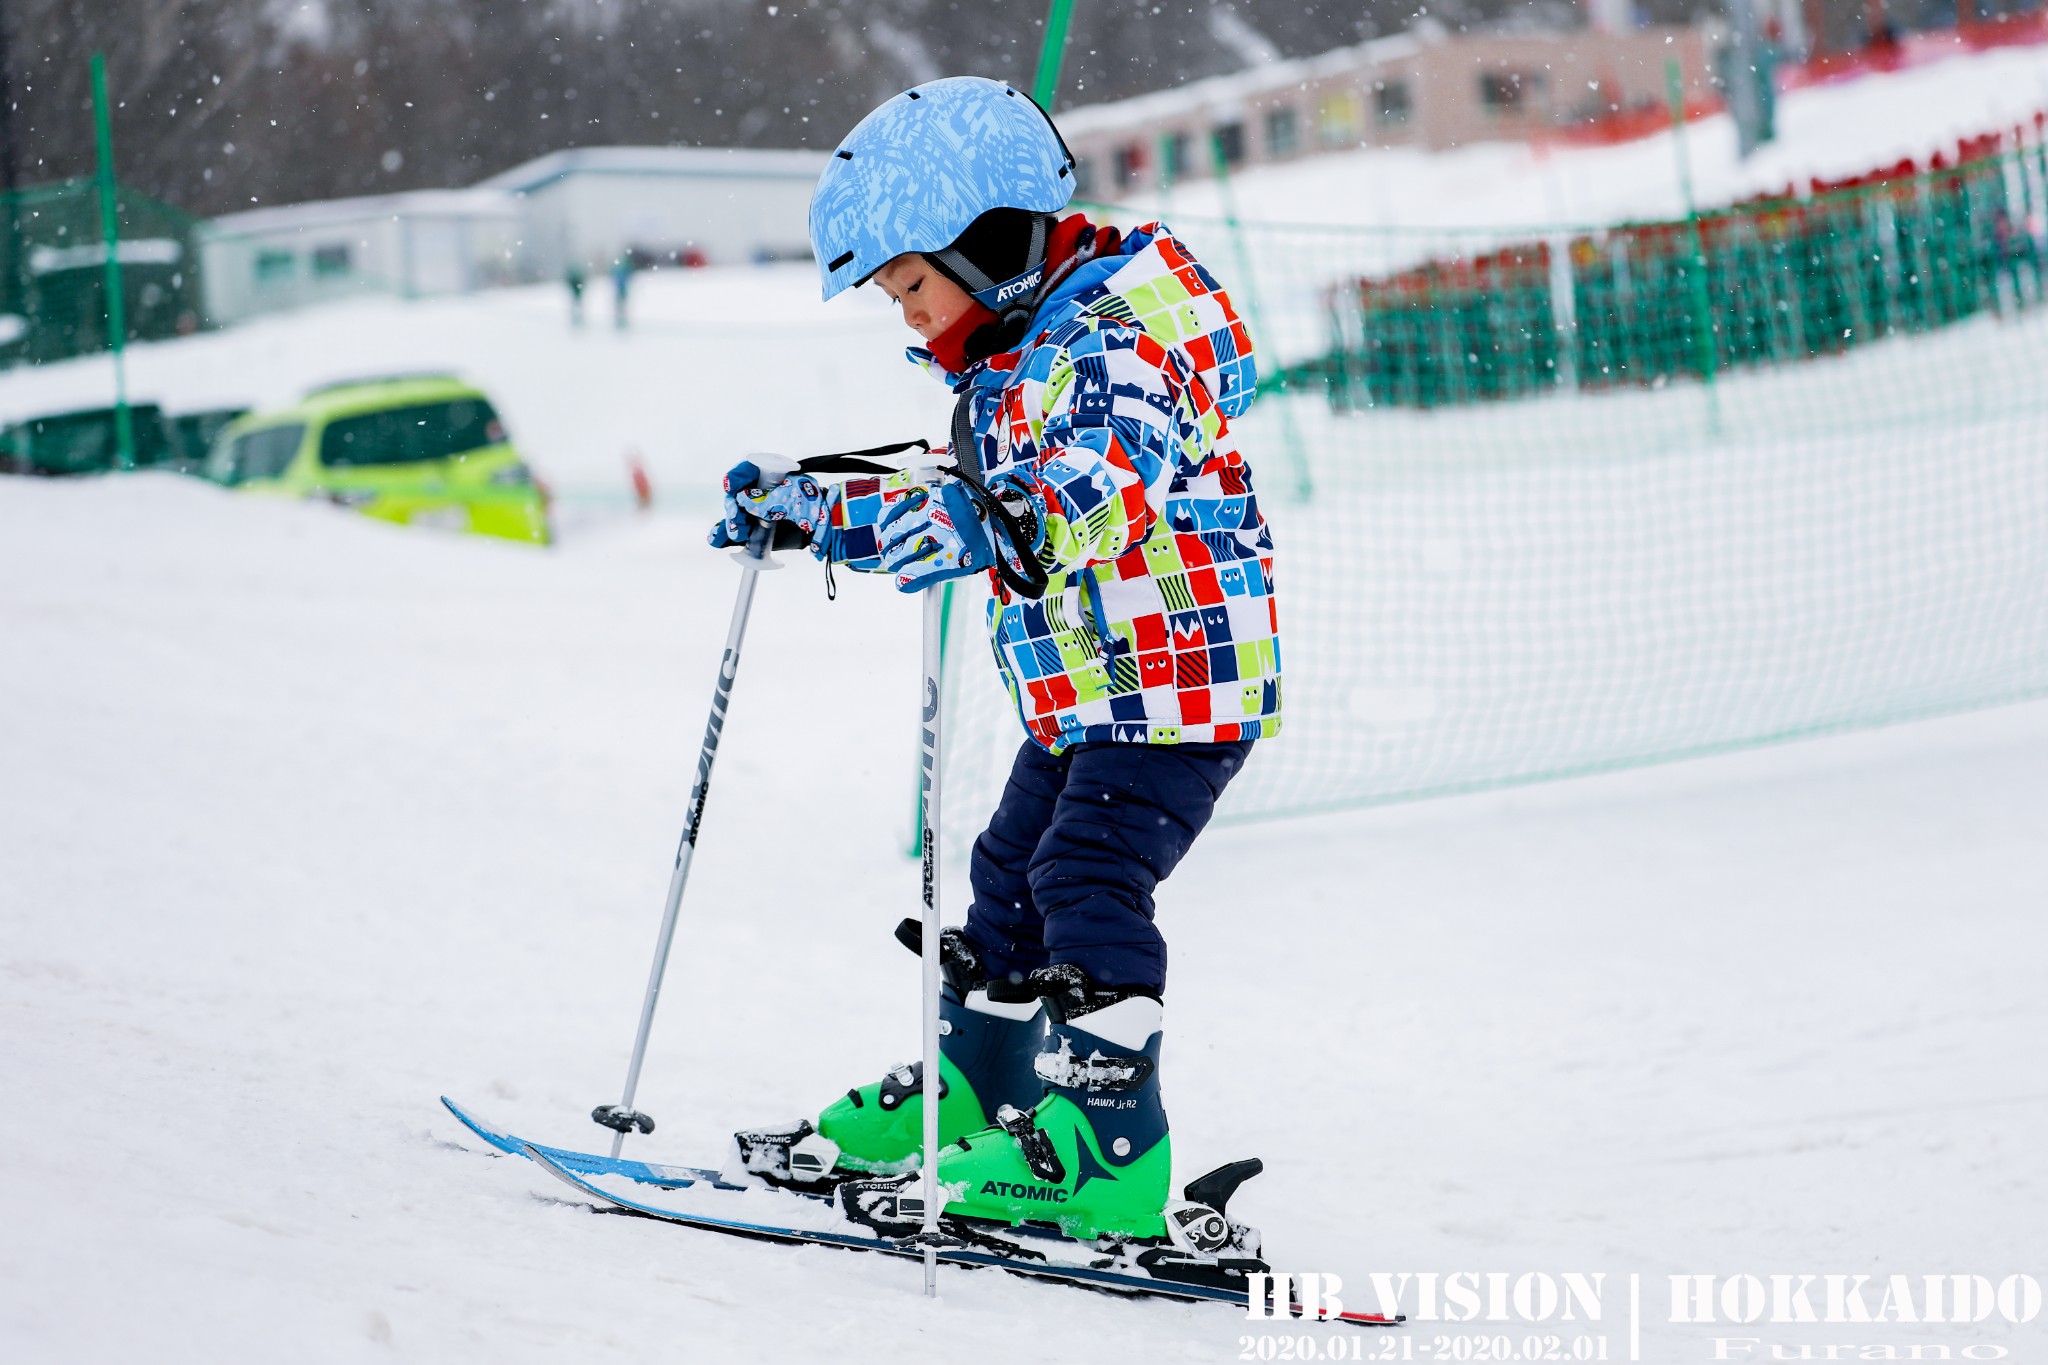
[873,253,975,342]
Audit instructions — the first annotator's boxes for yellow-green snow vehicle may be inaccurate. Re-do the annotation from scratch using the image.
[207,375,549,545]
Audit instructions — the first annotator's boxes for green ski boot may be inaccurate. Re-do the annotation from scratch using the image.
[838,968,1261,1254]
[934,991,1173,1240]
[734,925,1045,1187]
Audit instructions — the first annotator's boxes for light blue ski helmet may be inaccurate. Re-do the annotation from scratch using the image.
[810,76,1076,302]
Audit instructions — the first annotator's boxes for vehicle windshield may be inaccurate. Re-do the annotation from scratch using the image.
[210,424,306,485]
[173,410,249,468]
[319,398,504,468]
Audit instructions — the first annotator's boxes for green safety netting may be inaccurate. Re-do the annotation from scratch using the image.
[0,179,206,368]
[939,136,2048,836]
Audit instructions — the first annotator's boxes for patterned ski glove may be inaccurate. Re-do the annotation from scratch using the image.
[875,477,1002,592]
[708,456,838,554]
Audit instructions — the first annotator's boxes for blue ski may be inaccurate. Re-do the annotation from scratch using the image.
[441,1095,748,1192]
[518,1142,1400,1323]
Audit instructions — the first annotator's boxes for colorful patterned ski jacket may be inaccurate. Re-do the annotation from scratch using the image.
[834,221,1282,752]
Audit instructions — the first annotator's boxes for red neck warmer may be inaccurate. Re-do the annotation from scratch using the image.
[923,213,1121,374]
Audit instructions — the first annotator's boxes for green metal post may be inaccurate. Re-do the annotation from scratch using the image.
[1209,131,1315,501]
[906,0,1079,857]
[1665,55,1721,436]
[1032,0,1077,109]
[2033,128,2048,305]
[91,52,135,469]
[0,8,27,354]
[1158,130,1176,217]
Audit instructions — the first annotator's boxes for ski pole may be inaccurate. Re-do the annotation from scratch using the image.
[593,524,775,1157]
[916,580,945,1297]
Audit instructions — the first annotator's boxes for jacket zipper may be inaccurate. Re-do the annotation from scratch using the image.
[1079,568,1117,663]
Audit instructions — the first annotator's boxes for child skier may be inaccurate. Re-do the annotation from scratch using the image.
[709,76,1282,1249]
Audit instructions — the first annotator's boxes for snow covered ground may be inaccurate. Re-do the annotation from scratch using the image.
[3,48,2045,1362]
[1,476,2043,1362]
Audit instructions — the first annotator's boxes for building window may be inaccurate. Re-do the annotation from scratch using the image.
[1479,71,1544,115]
[312,244,353,278]
[254,249,295,286]
[1212,121,1246,168]
[1263,106,1299,159]
[1318,91,1364,147]
[1114,141,1147,187]
[1374,80,1413,128]
[1161,131,1190,184]
[1072,156,1097,197]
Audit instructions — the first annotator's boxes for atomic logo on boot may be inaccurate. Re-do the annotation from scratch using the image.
[1071,1141,1118,1195]
[979,1181,1069,1203]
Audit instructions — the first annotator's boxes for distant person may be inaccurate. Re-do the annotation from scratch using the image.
[565,264,587,327]
[1989,206,2041,309]
[611,257,634,331]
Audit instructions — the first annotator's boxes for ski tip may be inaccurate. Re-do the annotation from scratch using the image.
[440,1095,492,1127]
[1335,1310,1406,1326]
[439,1095,505,1147]
[520,1143,586,1193]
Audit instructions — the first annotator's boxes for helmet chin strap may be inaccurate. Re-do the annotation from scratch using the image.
[927,212,1052,336]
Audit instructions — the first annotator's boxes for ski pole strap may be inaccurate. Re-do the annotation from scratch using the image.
[798,440,932,599]
[948,391,1051,601]
[793,422,1052,601]
[797,438,931,476]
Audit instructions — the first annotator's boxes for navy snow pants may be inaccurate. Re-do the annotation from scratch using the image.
[961,738,1255,997]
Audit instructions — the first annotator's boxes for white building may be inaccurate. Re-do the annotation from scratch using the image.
[200,147,828,325]
[480,146,827,279]
[201,189,523,325]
